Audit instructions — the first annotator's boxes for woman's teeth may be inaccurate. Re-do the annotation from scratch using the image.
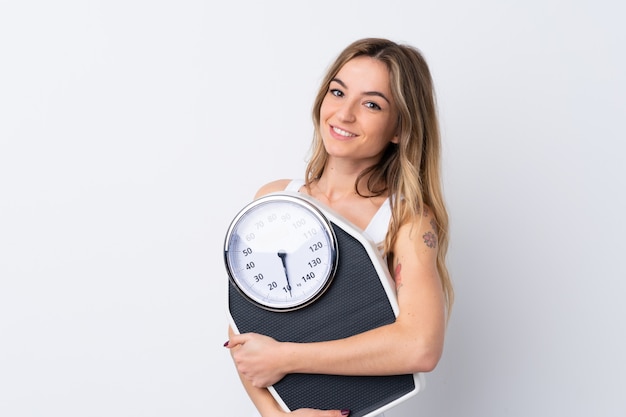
[333,126,355,137]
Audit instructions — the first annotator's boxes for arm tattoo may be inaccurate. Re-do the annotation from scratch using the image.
[394,263,404,292]
[423,231,437,249]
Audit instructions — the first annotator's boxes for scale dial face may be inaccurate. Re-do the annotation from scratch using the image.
[224,194,338,312]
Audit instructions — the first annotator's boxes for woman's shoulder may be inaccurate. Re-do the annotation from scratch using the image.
[254,179,300,198]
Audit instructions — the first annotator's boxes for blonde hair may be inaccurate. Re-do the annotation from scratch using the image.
[305,38,454,315]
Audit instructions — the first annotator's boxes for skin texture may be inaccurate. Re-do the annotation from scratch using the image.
[225,56,446,417]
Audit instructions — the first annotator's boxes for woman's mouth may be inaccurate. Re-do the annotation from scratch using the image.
[331,125,357,138]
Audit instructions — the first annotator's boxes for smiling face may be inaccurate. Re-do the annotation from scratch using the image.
[319,56,399,165]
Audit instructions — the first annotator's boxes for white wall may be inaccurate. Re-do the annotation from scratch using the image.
[1,1,624,416]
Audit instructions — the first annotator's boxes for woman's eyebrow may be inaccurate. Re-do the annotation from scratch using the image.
[330,77,347,88]
[363,90,391,104]
[330,77,391,104]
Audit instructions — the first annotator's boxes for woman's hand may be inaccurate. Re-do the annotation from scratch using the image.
[225,332,290,388]
[225,330,351,416]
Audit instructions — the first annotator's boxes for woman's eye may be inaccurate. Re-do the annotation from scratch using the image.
[329,88,343,97]
[365,101,382,110]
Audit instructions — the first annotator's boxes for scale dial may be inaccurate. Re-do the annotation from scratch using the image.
[224,193,338,312]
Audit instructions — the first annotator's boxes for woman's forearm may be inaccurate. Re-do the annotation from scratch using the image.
[282,317,443,377]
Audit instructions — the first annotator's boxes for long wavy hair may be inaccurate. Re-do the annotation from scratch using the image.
[305,38,453,316]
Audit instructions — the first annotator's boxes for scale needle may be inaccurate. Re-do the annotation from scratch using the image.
[277,250,292,297]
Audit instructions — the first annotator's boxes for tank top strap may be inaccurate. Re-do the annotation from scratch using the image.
[284,179,305,192]
[363,197,391,248]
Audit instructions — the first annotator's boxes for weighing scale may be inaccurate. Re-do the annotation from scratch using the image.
[224,191,424,417]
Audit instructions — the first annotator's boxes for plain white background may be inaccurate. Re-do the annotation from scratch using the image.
[1,1,625,416]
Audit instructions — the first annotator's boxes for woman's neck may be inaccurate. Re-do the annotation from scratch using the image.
[308,169,387,232]
[311,176,358,204]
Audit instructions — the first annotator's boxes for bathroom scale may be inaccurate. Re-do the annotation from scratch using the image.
[224,191,424,417]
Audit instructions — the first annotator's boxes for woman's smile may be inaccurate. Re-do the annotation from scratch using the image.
[330,125,357,139]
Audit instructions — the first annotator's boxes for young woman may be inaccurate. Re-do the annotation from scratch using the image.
[225,37,453,417]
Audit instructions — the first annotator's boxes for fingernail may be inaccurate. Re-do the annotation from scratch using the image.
[223,340,229,347]
[341,410,350,416]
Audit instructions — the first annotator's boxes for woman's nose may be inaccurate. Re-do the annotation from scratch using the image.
[336,100,357,123]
